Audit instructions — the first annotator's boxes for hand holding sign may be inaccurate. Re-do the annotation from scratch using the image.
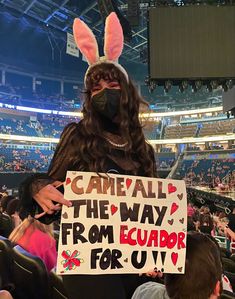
[57,172,187,275]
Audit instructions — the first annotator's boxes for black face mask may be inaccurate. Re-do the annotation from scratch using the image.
[91,88,121,120]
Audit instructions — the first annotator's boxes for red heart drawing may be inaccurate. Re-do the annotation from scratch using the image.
[170,202,179,215]
[111,204,118,215]
[177,193,183,200]
[171,252,178,266]
[168,183,177,194]
[168,219,174,225]
[66,178,71,185]
[126,178,132,189]
[179,218,184,224]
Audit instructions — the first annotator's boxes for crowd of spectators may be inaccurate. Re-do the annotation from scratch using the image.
[0,147,54,172]
[0,112,78,138]
[175,153,235,188]
[163,119,235,139]
[36,115,77,138]
[0,115,38,136]
[157,158,175,169]
[160,147,173,153]
[0,81,80,111]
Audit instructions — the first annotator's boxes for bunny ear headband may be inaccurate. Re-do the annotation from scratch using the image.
[73,12,128,86]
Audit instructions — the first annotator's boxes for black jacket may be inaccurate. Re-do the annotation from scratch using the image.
[19,122,157,299]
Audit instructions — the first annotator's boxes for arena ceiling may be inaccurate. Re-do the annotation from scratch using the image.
[0,0,150,64]
[0,0,227,106]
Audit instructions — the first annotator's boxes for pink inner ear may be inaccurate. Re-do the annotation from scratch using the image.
[73,18,99,65]
[104,12,124,61]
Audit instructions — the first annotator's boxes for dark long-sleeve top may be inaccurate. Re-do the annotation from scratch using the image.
[19,121,157,299]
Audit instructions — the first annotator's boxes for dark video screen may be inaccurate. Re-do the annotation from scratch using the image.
[149,6,235,80]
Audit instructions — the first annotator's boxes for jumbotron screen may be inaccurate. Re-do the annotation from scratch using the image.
[148,6,235,80]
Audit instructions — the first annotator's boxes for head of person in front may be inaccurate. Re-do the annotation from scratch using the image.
[164,232,222,299]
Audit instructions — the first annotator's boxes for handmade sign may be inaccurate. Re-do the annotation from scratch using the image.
[56,171,187,275]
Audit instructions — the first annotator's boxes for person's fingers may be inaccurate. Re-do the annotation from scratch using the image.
[33,183,72,215]
[48,187,72,207]
[53,203,62,211]
[45,201,62,212]
[34,201,49,217]
[144,268,163,278]
[52,181,64,188]
[34,204,61,219]
[37,184,72,207]
[34,211,46,219]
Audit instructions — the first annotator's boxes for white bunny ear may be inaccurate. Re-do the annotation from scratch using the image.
[104,12,124,62]
[73,18,99,65]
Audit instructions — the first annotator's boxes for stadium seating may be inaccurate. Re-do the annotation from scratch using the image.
[0,114,37,136]
[37,116,73,138]
[12,245,50,299]
[0,147,54,172]
[0,213,14,237]
[174,152,235,185]
[198,119,235,137]
[164,124,198,139]
[156,153,176,169]
[0,111,78,139]
[49,271,68,299]
[0,237,68,299]
[142,120,161,140]
[0,236,14,291]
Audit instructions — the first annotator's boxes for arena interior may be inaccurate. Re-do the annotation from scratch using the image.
[0,0,235,299]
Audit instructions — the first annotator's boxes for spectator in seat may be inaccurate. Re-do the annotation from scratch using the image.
[199,208,214,235]
[187,202,195,217]
[5,198,21,228]
[9,216,57,272]
[165,232,222,299]
[0,290,13,299]
[0,196,14,213]
[132,232,223,299]
[228,205,235,233]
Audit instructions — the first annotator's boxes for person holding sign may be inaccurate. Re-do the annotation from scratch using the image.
[19,12,157,299]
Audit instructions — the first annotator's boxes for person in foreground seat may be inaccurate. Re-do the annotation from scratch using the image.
[132,232,223,299]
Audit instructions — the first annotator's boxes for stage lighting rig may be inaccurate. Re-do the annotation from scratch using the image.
[210,80,219,89]
[164,80,172,92]
[195,80,202,91]
[227,79,234,89]
[222,82,229,92]
[231,108,235,118]
[148,79,157,93]
[206,82,213,92]
[145,76,157,93]
[179,80,188,92]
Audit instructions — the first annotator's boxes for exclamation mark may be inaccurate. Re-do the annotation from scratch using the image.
[152,251,158,264]
[161,252,166,272]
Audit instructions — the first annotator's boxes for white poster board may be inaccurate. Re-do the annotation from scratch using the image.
[56,172,187,275]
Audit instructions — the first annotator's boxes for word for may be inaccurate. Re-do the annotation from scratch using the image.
[90,249,167,270]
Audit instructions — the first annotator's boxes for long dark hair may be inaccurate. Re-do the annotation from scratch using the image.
[48,63,157,178]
